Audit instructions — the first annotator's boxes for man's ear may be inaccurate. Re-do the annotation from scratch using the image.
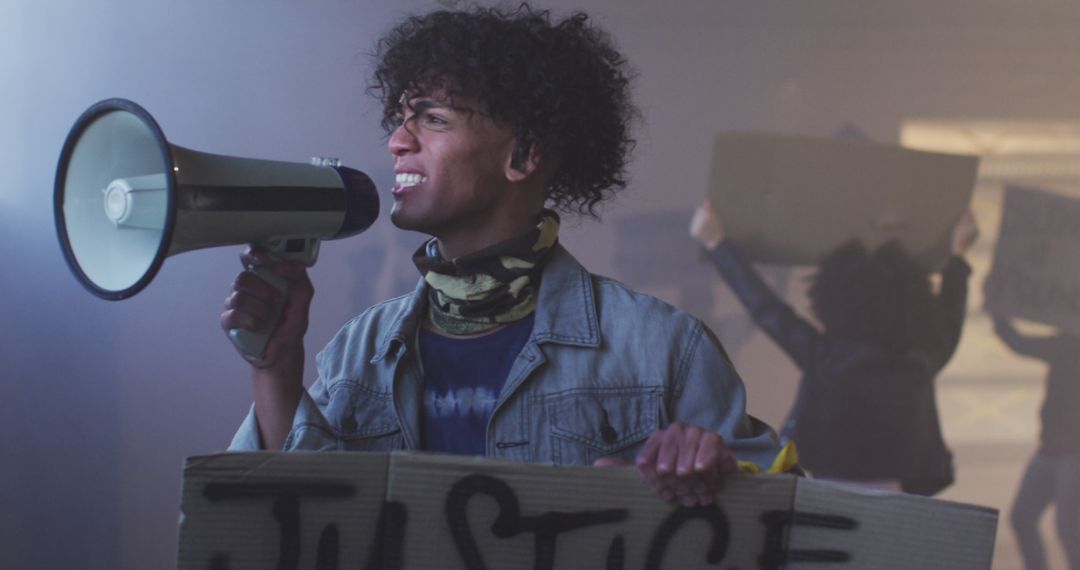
[505,140,542,183]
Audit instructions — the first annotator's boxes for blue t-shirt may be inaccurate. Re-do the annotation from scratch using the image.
[418,314,535,455]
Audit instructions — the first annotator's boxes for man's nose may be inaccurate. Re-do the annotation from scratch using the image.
[389,123,419,156]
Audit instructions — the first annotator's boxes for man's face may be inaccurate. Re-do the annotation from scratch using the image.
[388,91,522,242]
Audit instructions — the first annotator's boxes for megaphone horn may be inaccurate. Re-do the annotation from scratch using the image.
[54,98,380,364]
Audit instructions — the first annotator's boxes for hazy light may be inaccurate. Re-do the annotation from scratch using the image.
[902,120,1080,183]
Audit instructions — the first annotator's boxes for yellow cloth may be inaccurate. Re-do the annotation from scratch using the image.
[737,441,800,474]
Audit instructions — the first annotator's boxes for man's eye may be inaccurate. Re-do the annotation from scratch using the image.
[423,113,448,126]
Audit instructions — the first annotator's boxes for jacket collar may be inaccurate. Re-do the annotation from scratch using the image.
[371,244,601,361]
[529,245,601,348]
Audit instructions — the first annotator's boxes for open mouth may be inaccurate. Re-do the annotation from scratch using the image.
[394,172,426,190]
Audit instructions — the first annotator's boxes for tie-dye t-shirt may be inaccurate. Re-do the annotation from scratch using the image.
[419,314,535,454]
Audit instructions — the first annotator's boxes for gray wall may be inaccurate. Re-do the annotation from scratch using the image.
[4,1,1080,568]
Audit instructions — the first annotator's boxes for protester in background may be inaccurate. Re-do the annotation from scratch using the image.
[222,5,789,508]
[990,315,1080,570]
[690,202,978,495]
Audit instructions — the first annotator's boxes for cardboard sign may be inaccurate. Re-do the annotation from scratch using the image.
[177,451,997,569]
[985,185,1080,332]
[708,133,979,270]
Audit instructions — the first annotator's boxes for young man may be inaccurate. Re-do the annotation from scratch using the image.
[222,5,782,508]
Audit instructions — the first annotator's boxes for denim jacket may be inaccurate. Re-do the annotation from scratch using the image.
[230,245,780,468]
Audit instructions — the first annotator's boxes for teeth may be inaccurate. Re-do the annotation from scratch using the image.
[395,173,426,188]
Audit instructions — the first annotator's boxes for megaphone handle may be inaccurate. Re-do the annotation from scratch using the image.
[228,259,288,367]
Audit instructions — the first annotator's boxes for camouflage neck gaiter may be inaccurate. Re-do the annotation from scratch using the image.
[413,210,560,335]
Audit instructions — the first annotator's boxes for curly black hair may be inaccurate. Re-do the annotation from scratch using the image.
[808,240,944,355]
[370,3,638,216]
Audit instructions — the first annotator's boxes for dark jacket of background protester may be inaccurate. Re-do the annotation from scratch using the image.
[706,243,971,495]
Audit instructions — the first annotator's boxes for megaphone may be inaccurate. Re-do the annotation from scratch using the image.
[55,98,379,364]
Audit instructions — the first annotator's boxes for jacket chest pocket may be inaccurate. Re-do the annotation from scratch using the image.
[325,383,405,452]
[545,388,662,465]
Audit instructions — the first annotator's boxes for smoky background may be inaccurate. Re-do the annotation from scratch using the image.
[3,1,1079,568]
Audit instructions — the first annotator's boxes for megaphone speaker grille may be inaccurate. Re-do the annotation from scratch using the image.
[54,98,177,300]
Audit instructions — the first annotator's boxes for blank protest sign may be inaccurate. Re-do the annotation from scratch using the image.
[708,133,978,271]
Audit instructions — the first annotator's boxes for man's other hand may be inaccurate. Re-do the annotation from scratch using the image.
[595,421,738,507]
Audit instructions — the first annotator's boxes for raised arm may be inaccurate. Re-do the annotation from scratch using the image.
[929,210,978,368]
[991,315,1058,361]
[689,201,822,370]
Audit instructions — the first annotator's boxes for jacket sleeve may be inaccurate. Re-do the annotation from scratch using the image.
[227,376,340,451]
[706,241,822,371]
[670,320,783,470]
[929,256,973,369]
